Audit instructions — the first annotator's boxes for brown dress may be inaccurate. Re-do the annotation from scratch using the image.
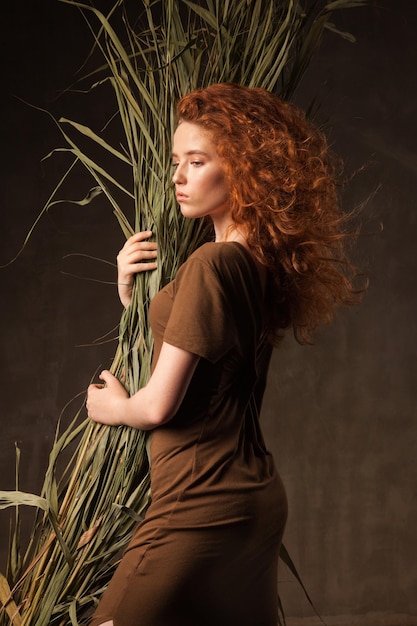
[90,242,288,626]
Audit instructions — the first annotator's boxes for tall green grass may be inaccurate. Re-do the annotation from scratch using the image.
[0,1,367,624]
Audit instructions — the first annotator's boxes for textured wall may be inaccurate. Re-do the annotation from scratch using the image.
[1,1,416,623]
[264,2,417,622]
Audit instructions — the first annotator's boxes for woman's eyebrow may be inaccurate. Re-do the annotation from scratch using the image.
[171,149,210,158]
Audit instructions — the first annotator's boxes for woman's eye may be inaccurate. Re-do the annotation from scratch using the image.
[191,161,203,167]
[172,162,179,169]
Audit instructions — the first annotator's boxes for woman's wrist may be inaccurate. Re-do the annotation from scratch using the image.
[118,276,134,307]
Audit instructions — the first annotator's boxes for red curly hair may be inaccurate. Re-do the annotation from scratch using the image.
[177,83,362,343]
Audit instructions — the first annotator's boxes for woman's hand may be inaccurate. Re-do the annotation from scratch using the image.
[117,231,158,307]
[87,370,129,426]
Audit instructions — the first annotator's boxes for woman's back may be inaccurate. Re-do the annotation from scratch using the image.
[148,242,283,525]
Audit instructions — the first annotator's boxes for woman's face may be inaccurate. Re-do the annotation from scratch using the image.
[172,122,231,225]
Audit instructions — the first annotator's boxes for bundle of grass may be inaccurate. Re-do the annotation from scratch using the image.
[0,1,367,624]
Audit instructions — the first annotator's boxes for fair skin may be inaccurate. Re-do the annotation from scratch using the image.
[172,121,233,240]
[117,230,157,308]
[86,121,247,432]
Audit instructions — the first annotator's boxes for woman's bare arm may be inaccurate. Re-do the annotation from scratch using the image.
[86,342,199,430]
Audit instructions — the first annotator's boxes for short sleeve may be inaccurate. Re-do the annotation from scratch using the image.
[163,255,236,363]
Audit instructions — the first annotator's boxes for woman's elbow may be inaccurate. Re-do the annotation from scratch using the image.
[137,402,177,430]
[130,373,190,430]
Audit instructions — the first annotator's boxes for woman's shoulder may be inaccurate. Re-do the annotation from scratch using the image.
[188,241,251,269]
[181,241,263,296]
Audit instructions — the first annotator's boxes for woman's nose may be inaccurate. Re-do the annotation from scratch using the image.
[172,164,185,184]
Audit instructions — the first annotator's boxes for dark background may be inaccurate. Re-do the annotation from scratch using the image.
[1,1,416,624]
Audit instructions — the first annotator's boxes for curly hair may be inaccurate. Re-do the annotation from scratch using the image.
[176,83,363,344]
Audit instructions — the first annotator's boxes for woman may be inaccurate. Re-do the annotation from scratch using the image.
[86,83,360,626]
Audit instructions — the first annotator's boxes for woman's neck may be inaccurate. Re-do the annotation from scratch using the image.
[214,223,248,248]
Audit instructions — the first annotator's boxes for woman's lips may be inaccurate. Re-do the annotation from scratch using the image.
[176,193,188,201]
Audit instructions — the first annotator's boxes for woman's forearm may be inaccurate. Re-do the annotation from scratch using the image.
[87,342,199,430]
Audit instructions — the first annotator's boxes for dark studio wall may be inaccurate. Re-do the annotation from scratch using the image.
[0,1,416,624]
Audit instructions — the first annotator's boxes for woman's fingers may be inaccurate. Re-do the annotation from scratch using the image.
[98,369,118,386]
[128,230,153,243]
[125,243,158,262]
[118,232,157,269]
[86,371,129,425]
[122,231,156,253]
[117,231,158,307]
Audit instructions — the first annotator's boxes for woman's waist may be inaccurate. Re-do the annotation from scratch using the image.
[147,469,286,529]
[149,446,281,503]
